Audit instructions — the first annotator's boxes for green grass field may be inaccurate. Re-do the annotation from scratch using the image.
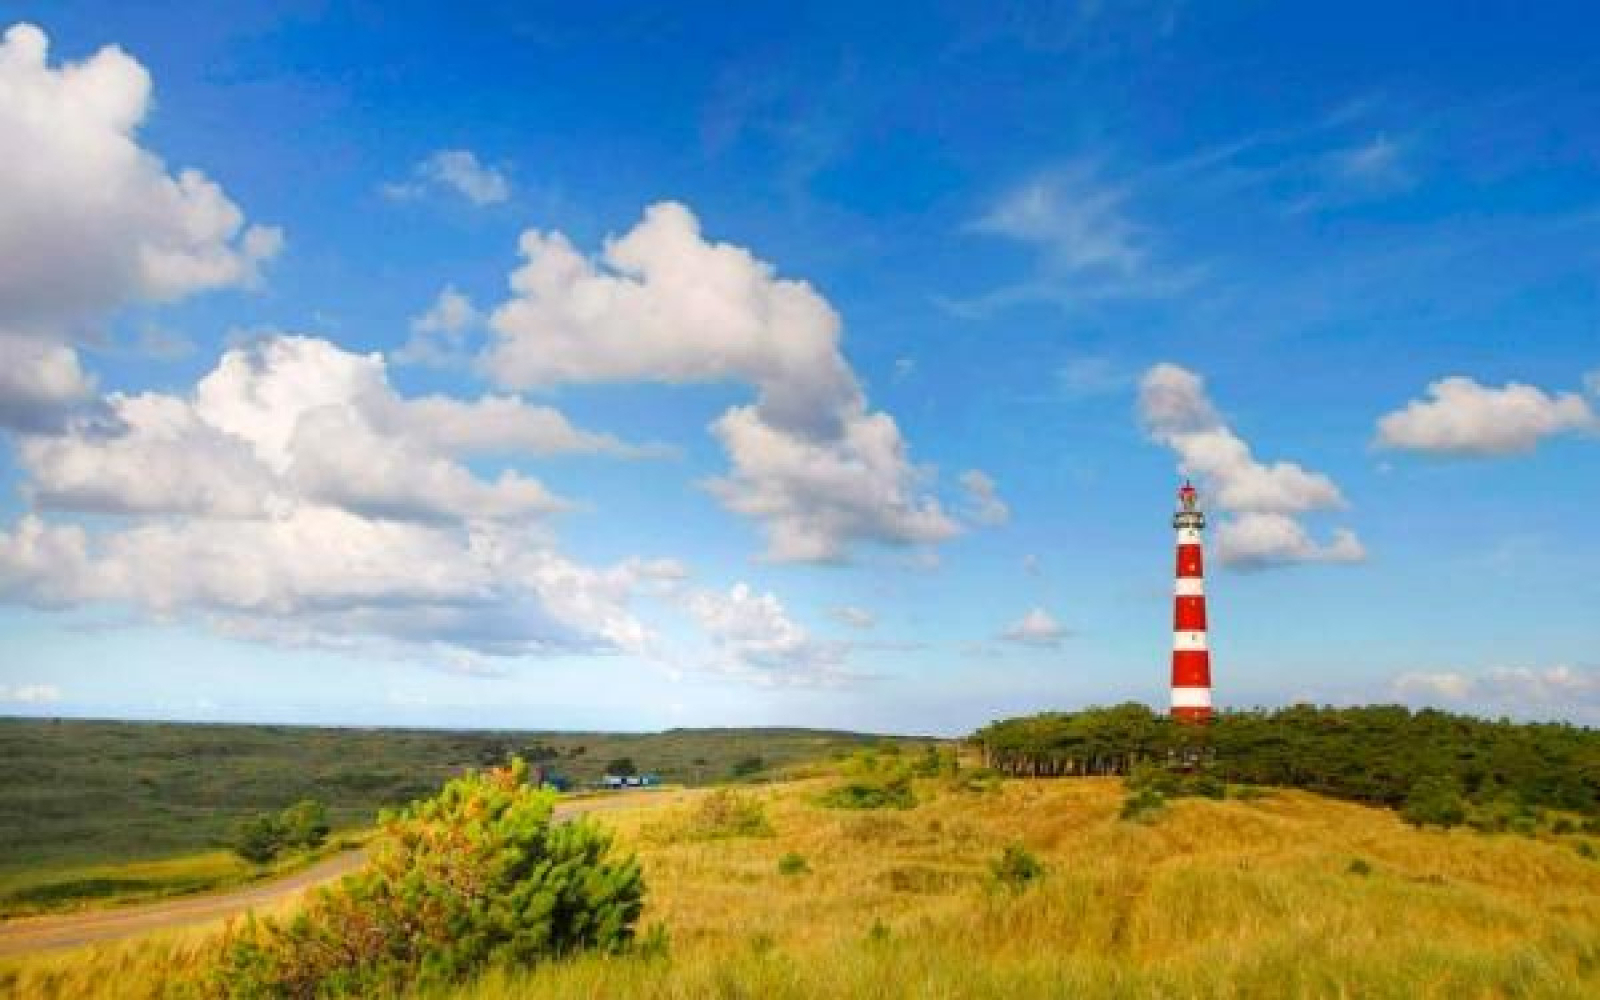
[0,718,912,877]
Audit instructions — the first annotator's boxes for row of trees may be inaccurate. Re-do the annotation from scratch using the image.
[972,703,1600,816]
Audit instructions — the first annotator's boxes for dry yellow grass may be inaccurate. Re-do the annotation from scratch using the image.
[4,777,1599,999]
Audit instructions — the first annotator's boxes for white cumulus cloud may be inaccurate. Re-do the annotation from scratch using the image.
[1140,363,1364,569]
[706,404,958,562]
[1214,513,1366,570]
[20,391,276,517]
[395,286,482,367]
[0,334,672,661]
[384,149,510,206]
[1000,607,1068,647]
[1391,665,1600,721]
[18,335,646,523]
[0,23,280,427]
[1391,671,1476,701]
[959,469,1011,526]
[0,339,98,431]
[0,510,667,663]
[687,583,847,684]
[1375,376,1597,456]
[482,201,963,562]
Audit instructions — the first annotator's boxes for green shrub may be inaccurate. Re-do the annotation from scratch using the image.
[1126,760,1224,803]
[278,799,329,850]
[990,844,1044,891]
[229,798,331,863]
[1347,858,1373,876]
[1465,795,1520,833]
[913,745,959,778]
[729,755,765,778]
[1126,761,1181,797]
[1402,776,1468,829]
[1120,761,1231,822]
[1188,771,1227,800]
[685,789,773,839]
[1120,787,1166,823]
[606,757,637,776]
[748,931,777,956]
[1551,817,1577,835]
[209,759,645,997]
[229,814,285,865]
[821,772,917,811]
[777,852,810,876]
[821,752,918,810]
[949,766,1001,794]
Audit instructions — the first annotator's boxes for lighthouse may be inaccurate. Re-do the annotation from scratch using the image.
[1171,481,1213,723]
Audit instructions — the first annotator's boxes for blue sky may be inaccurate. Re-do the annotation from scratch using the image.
[0,1,1596,733]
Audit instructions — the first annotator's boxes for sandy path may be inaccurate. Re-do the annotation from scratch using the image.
[0,790,680,957]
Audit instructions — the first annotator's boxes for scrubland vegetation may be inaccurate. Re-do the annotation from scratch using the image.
[0,719,904,910]
[5,743,1600,999]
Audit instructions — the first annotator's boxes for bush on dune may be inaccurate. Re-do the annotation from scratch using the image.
[1119,761,1226,822]
[821,774,917,810]
[1401,775,1469,829]
[684,788,774,840]
[227,799,331,865]
[820,750,919,811]
[989,843,1044,891]
[208,759,646,997]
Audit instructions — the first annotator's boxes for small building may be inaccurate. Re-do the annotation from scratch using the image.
[530,765,572,791]
[601,773,661,789]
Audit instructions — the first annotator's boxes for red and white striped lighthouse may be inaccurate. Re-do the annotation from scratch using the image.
[1171,480,1213,723]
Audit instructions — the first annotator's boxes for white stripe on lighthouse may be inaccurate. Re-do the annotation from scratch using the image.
[1174,577,1204,596]
[1176,527,1202,545]
[1171,686,1212,709]
[1173,630,1207,651]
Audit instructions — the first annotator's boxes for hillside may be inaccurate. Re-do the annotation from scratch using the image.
[0,718,911,874]
[4,772,1598,998]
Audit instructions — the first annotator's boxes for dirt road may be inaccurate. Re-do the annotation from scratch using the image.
[0,790,679,957]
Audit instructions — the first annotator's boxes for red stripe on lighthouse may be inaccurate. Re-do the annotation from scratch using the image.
[1174,595,1207,630]
[1172,650,1210,686]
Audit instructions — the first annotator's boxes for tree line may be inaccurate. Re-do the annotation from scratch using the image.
[971,703,1600,816]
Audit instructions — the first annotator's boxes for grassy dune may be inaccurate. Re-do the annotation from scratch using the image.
[443,778,1600,999]
[5,776,1599,998]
